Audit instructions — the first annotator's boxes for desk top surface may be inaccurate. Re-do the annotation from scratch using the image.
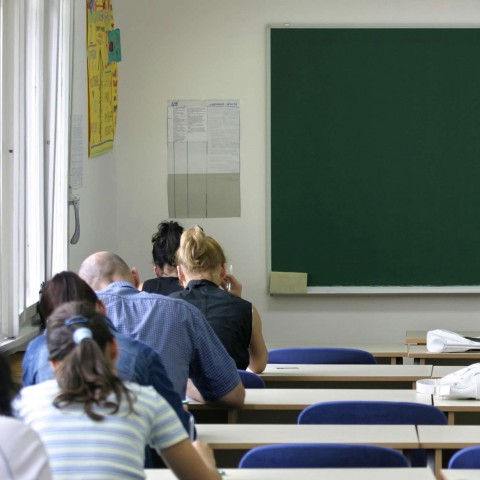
[146,468,436,480]
[418,425,480,447]
[432,366,463,378]
[259,364,433,382]
[188,388,432,410]
[441,471,480,480]
[196,423,419,449]
[433,396,480,412]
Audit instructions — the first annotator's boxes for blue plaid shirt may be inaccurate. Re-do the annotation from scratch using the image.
[97,282,240,401]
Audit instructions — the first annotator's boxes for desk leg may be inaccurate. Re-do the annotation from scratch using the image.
[434,449,442,480]
[448,412,455,425]
[426,448,442,480]
[227,409,238,424]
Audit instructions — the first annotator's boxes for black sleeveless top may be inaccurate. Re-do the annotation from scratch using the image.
[142,276,183,296]
[170,279,253,370]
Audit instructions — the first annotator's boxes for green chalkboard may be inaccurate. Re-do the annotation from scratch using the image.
[269,27,480,291]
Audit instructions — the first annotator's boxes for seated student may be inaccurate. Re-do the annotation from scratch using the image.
[14,302,221,480]
[171,226,268,373]
[142,220,184,295]
[79,251,245,405]
[0,352,52,480]
[22,271,191,436]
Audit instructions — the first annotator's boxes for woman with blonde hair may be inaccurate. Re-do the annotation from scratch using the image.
[171,226,268,373]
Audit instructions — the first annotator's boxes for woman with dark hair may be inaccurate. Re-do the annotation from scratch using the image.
[0,352,52,479]
[142,220,184,295]
[15,301,221,480]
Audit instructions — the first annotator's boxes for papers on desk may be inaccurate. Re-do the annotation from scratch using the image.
[427,329,480,353]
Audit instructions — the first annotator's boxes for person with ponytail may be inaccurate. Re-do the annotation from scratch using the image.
[14,302,221,480]
[171,226,268,373]
[22,271,191,440]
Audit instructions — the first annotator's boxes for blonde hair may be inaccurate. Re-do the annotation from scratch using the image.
[177,226,226,273]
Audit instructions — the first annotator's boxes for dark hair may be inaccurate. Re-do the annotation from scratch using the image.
[151,221,184,269]
[46,301,133,421]
[38,271,98,329]
[0,352,20,416]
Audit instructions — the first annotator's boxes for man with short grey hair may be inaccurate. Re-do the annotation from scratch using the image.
[79,251,245,407]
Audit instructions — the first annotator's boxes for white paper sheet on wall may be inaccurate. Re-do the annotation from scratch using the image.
[167,99,240,218]
[70,114,84,189]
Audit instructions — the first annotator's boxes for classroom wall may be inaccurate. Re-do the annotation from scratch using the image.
[68,0,480,345]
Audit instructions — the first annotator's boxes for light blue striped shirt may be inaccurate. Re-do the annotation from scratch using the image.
[14,380,188,479]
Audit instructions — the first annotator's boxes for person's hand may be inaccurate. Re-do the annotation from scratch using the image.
[192,440,217,470]
[221,274,242,297]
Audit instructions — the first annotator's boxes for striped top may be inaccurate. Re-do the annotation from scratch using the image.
[14,380,188,479]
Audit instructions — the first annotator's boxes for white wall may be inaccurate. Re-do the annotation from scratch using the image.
[68,0,119,269]
[69,0,480,345]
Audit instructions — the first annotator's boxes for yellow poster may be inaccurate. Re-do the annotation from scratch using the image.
[86,0,119,157]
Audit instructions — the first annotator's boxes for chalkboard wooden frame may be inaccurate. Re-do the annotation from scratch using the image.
[267,25,480,294]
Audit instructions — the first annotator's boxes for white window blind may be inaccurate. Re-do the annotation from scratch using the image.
[0,0,72,342]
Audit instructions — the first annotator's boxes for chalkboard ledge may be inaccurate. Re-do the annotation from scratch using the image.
[272,286,480,295]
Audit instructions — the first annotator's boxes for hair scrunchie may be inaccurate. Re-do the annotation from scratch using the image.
[72,327,93,345]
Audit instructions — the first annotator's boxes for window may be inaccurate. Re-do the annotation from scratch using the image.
[0,0,72,343]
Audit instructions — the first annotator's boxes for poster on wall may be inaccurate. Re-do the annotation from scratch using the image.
[86,0,120,157]
[167,99,241,218]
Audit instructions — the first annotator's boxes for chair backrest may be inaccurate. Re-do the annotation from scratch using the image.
[237,369,266,388]
[238,443,409,468]
[298,401,448,425]
[267,347,377,364]
[448,446,480,469]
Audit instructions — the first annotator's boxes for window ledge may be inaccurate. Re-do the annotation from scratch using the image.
[0,325,40,354]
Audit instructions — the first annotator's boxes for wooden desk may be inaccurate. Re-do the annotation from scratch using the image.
[428,367,480,425]
[195,423,421,470]
[267,343,408,365]
[259,364,433,389]
[418,425,480,479]
[431,366,462,379]
[146,468,436,480]
[433,395,480,425]
[189,388,432,423]
[441,471,480,480]
[196,423,419,449]
[408,345,480,366]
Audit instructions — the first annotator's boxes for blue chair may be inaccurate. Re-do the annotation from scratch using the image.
[268,347,377,364]
[238,443,409,468]
[237,369,266,388]
[448,446,480,469]
[298,401,447,466]
[298,401,447,425]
